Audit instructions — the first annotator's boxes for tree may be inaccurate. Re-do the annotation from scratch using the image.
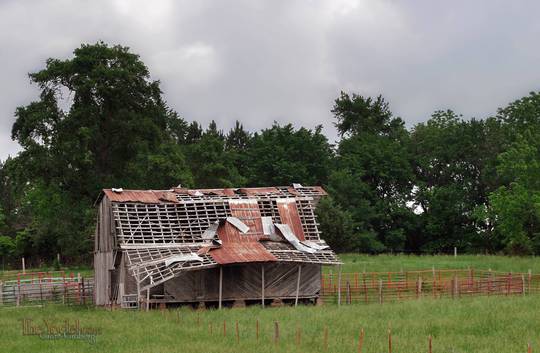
[9,42,192,262]
[245,123,332,186]
[488,131,540,254]
[184,121,245,188]
[328,93,414,252]
[410,111,506,252]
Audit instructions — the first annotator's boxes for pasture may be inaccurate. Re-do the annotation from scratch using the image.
[1,254,539,353]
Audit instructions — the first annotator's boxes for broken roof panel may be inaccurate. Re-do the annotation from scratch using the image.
[276,198,306,241]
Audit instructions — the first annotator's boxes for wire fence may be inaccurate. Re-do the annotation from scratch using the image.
[321,268,540,304]
[0,271,93,306]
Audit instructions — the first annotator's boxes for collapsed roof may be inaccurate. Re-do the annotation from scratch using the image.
[97,185,341,292]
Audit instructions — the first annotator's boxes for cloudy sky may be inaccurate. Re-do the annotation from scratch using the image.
[1,0,540,160]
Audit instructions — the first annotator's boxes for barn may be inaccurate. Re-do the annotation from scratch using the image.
[93,185,341,309]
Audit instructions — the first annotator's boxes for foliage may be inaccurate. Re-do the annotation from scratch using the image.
[2,42,540,263]
[245,123,332,186]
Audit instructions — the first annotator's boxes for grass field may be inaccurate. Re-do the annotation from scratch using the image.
[1,254,539,353]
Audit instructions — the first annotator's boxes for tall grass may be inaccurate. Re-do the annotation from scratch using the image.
[1,295,539,352]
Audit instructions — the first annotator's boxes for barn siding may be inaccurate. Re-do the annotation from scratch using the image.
[164,264,321,301]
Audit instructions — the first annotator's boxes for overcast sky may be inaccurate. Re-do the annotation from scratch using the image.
[1,0,540,161]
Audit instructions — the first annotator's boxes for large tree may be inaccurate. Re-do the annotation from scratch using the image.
[328,93,415,252]
[9,42,192,261]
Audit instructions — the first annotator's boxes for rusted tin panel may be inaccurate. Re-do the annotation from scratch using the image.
[228,199,264,239]
[276,198,306,240]
[103,190,178,204]
[210,199,277,264]
[209,242,277,264]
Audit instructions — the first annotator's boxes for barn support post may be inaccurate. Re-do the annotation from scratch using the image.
[146,289,150,311]
[219,266,223,310]
[136,267,141,310]
[261,265,265,308]
[295,265,302,307]
[337,264,342,306]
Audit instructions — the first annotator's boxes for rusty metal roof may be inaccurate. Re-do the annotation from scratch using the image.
[97,185,327,205]
[101,189,179,204]
[209,199,278,264]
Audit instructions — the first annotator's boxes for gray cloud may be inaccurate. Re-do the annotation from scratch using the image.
[2,0,540,160]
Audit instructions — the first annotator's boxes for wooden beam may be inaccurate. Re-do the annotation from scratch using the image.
[146,289,150,311]
[219,266,223,310]
[136,267,141,310]
[337,264,342,306]
[261,265,265,308]
[295,265,302,307]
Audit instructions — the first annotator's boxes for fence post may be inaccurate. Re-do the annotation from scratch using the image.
[274,321,280,344]
[82,277,86,305]
[22,257,26,274]
[337,265,342,306]
[379,279,383,304]
[429,335,432,353]
[388,328,392,353]
[528,270,532,294]
[0,281,3,306]
[324,326,328,350]
[346,280,351,304]
[358,328,365,353]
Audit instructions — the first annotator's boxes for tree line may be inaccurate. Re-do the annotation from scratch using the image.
[1,42,539,267]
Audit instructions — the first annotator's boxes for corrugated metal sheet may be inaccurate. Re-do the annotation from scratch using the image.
[209,200,277,264]
[102,190,178,204]
[276,198,306,241]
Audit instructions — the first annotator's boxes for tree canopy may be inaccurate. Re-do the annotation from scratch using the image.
[1,42,540,266]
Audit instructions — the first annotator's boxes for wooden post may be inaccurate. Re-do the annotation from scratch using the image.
[379,279,383,304]
[358,328,365,353]
[388,328,392,353]
[454,247,457,257]
[219,266,223,310]
[346,280,351,304]
[136,267,141,309]
[235,321,239,343]
[0,281,3,306]
[77,272,81,305]
[429,335,432,353]
[22,257,26,274]
[39,273,43,304]
[522,274,526,296]
[528,269,532,294]
[82,277,86,305]
[261,265,265,308]
[337,265,342,306]
[295,265,302,307]
[256,319,259,342]
[363,272,368,304]
[324,326,328,350]
[274,321,279,344]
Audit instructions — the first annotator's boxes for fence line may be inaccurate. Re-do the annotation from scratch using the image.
[0,272,93,306]
[321,268,540,304]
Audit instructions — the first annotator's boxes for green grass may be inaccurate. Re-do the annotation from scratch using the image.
[1,255,540,352]
[1,296,539,352]
[333,254,540,273]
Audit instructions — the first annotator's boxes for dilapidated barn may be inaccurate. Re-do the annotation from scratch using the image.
[94,185,341,308]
